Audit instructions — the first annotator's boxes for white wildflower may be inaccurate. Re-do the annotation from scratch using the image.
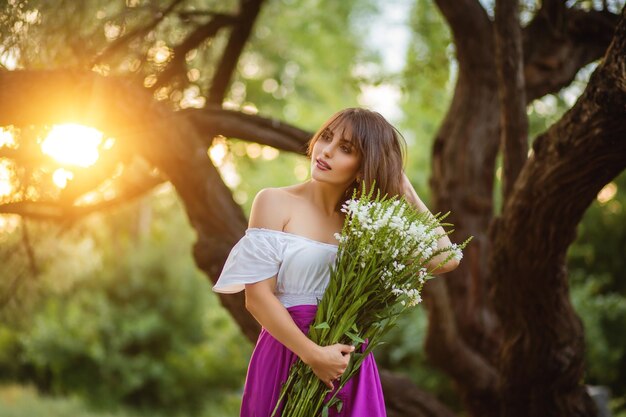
[450,243,463,261]
[406,288,422,306]
[392,261,405,272]
[418,268,428,284]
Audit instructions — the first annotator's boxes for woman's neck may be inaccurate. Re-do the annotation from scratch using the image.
[304,180,345,217]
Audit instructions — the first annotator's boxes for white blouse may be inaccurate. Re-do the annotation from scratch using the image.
[212,227,339,307]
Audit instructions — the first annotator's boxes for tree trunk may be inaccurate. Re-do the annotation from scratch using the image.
[490,8,626,415]
[426,1,624,416]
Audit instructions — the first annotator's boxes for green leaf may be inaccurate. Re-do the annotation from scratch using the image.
[314,322,330,330]
[322,405,329,417]
[345,331,365,344]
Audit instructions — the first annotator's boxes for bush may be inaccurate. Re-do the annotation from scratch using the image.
[0,191,251,416]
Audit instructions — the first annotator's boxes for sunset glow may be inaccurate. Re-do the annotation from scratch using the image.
[0,160,13,197]
[0,127,16,147]
[41,124,103,167]
[52,168,75,189]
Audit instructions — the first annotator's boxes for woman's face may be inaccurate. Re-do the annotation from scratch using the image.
[310,121,361,187]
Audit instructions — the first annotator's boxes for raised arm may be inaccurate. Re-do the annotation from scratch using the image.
[401,173,460,274]
[243,188,354,389]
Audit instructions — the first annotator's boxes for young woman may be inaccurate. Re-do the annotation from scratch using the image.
[213,107,458,417]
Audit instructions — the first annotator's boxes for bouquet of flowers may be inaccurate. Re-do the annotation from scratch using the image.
[271,182,472,417]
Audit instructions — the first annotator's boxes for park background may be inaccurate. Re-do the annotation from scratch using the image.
[0,0,625,416]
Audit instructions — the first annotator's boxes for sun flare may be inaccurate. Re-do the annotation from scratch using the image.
[41,124,103,167]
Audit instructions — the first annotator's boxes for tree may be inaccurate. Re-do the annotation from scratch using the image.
[1,1,625,416]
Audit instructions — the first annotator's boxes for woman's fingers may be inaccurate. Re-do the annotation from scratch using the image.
[339,344,355,355]
[308,343,356,389]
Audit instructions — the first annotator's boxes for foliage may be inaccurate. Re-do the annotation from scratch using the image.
[0,383,240,417]
[233,0,380,129]
[398,0,453,197]
[567,169,626,409]
[0,188,251,416]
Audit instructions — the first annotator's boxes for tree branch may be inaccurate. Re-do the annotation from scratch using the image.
[0,174,166,220]
[495,0,529,204]
[0,69,262,341]
[151,13,238,91]
[179,106,311,153]
[21,217,38,276]
[208,0,265,104]
[90,0,186,67]
[0,267,28,310]
[524,7,620,101]
[433,0,493,76]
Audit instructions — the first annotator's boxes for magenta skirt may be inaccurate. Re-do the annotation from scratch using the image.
[240,304,387,417]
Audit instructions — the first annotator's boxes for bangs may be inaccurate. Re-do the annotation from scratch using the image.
[322,113,363,154]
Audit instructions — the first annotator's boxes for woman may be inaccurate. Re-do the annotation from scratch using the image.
[213,107,458,417]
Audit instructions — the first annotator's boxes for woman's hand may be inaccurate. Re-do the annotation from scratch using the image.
[302,343,355,389]
[400,171,458,273]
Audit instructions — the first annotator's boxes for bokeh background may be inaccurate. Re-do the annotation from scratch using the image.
[1,1,625,416]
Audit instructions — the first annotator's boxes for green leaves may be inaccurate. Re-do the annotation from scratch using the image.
[313,322,330,330]
[345,331,365,344]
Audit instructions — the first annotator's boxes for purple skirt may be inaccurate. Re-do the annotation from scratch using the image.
[240,304,387,417]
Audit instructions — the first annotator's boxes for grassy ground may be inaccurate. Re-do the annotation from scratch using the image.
[0,383,241,417]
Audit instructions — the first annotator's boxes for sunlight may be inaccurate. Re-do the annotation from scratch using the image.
[0,160,13,197]
[597,182,617,204]
[246,143,262,159]
[0,127,17,147]
[0,214,20,234]
[261,146,279,160]
[52,168,74,189]
[209,137,228,166]
[220,162,241,188]
[294,161,308,181]
[41,124,103,167]
[148,41,172,65]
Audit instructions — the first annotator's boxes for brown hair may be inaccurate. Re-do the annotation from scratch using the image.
[306,107,407,212]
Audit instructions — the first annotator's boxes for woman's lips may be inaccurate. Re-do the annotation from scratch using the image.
[316,159,331,170]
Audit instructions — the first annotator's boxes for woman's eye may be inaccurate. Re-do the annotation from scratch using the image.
[341,146,351,153]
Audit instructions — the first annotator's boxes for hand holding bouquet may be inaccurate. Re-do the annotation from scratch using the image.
[272,181,472,417]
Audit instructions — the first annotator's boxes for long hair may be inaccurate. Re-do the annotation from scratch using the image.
[306,107,407,212]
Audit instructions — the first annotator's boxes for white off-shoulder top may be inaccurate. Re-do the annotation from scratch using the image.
[212,227,339,307]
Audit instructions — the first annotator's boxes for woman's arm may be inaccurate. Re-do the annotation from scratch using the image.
[244,188,354,389]
[245,279,354,389]
[401,172,460,274]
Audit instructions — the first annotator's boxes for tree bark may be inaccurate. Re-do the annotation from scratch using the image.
[425,1,623,415]
[495,0,528,202]
[490,7,626,415]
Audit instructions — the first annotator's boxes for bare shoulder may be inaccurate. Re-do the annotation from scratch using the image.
[248,187,294,231]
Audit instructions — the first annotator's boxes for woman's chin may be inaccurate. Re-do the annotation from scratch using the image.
[310,170,325,180]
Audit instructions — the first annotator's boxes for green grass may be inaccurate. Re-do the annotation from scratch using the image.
[0,383,240,417]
